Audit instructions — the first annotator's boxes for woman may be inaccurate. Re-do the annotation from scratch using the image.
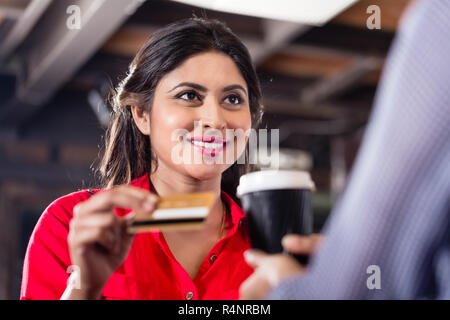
[21,17,263,300]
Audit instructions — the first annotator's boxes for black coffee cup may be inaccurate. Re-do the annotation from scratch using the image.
[237,170,315,264]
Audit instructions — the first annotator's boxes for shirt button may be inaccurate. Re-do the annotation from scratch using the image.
[185,292,194,300]
[209,254,217,264]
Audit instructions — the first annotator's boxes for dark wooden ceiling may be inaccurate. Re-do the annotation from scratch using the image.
[0,0,413,184]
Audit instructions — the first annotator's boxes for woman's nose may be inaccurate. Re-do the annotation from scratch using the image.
[199,102,226,130]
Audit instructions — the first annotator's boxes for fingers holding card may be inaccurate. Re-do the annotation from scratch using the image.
[127,192,216,233]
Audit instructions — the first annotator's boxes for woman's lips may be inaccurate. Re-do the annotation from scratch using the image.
[188,136,229,156]
[189,136,228,143]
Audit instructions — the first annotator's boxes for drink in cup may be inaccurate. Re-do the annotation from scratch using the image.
[237,170,315,264]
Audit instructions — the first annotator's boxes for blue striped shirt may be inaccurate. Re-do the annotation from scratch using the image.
[269,0,450,299]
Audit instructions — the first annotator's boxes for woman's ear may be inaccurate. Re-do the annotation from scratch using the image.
[130,105,151,135]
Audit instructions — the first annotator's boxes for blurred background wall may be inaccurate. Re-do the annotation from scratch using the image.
[0,0,412,299]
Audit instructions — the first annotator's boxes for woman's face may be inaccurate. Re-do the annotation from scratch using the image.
[149,51,252,181]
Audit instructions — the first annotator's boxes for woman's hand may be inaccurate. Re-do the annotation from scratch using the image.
[239,233,324,300]
[63,185,158,300]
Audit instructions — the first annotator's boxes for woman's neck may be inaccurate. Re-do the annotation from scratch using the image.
[150,162,221,197]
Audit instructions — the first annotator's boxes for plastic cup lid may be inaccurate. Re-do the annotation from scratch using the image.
[236,170,315,197]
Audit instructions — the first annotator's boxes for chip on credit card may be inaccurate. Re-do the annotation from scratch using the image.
[127,192,216,233]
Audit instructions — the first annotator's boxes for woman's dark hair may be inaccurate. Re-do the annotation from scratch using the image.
[98,17,264,199]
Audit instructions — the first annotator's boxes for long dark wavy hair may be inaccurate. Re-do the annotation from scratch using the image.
[98,17,264,201]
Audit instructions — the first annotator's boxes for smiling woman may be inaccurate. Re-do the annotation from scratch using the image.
[102,18,264,190]
[20,18,265,300]
[131,51,253,184]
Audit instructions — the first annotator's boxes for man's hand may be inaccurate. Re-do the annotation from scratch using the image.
[239,234,324,300]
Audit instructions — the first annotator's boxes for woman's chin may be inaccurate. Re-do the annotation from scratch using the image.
[184,163,229,181]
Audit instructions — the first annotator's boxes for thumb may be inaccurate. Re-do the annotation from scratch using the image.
[244,249,268,268]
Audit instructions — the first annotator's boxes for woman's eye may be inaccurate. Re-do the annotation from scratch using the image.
[224,94,242,105]
[178,91,200,101]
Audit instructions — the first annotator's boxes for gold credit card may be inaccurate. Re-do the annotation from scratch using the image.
[127,192,216,233]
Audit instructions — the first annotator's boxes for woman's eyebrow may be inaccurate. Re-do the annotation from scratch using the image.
[168,82,207,93]
[168,82,247,96]
[222,84,247,96]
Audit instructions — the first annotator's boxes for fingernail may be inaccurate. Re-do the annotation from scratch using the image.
[142,197,156,211]
[142,202,153,212]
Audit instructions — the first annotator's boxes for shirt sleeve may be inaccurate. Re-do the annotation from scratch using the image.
[269,0,450,299]
[20,192,89,300]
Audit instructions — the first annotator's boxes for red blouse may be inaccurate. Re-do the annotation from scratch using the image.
[20,173,253,300]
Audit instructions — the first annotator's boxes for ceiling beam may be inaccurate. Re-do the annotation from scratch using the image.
[245,20,310,64]
[0,0,53,62]
[259,49,383,85]
[262,97,371,120]
[0,6,25,19]
[0,0,30,19]
[300,56,383,105]
[291,22,395,58]
[101,21,309,65]
[101,25,156,57]
[100,23,384,85]
[0,0,147,128]
[260,51,355,78]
